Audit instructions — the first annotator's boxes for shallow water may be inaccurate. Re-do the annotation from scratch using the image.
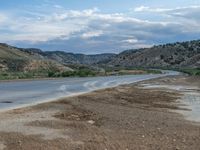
[0,71,177,111]
[142,83,200,122]
[178,91,200,122]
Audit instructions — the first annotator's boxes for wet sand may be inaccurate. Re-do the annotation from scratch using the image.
[0,75,200,150]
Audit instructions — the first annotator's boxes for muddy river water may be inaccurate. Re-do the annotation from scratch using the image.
[0,71,178,111]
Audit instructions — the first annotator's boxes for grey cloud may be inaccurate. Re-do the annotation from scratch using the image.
[2,6,200,53]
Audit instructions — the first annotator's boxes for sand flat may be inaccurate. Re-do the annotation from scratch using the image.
[0,75,199,150]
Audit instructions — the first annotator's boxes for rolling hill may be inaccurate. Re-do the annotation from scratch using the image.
[0,43,116,79]
[107,40,200,69]
[0,43,71,72]
[19,49,116,65]
[0,39,200,75]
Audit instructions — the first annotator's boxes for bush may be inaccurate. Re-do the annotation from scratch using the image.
[180,68,200,76]
[1,73,9,76]
[48,71,56,77]
[146,70,162,74]
[61,70,96,77]
[196,71,200,75]
[61,71,74,77]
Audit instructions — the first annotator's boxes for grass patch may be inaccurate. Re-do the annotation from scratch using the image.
[48,69,96,78]
[104,66,162,75]
[0,67,163,81]
[0,71,49,80]
[178,68,200,76]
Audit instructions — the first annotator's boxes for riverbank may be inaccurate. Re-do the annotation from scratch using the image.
[0,75,199,150]
[0,69,162,82]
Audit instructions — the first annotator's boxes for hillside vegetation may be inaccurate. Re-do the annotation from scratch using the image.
[0,44,72,79]
[0,39,200,80]
[108,40,200,69]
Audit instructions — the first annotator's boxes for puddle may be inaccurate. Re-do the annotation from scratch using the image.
[142,84,193,91]
[142,83,200,122]
[178,92,200,122]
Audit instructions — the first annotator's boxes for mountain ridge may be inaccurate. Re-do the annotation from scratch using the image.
[0,39,200,73]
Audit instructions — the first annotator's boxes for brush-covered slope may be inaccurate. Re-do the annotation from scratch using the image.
[108,40,200,68]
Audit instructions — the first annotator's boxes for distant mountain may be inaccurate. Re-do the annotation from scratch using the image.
[20,50,116,65]
[1,39,200,73]
[107,40,200,68]
[0,43,116,73]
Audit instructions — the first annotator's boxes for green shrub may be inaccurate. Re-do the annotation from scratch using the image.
[179,68,200,76]
[61,71,74,77]
[196,71,200,75]
[48,71,56,77]
[146,70,162,74]
[61,70,96,77]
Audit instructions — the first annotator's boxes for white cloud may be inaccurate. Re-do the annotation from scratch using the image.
[51,7,100,20]
[1,5,200,53]
[134,6,150,12]
[81,31,103,39]
[122,39,138,44]
[0,13,7,24]
[54,5,63,9]
[120,43,153,50]
[132,5,200,33]
[134,5,200,13]
[0,8,154,43]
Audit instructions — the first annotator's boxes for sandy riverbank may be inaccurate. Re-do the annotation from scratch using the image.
[0,75,200,150]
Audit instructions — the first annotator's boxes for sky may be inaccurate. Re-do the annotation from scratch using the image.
[0,0,200,54]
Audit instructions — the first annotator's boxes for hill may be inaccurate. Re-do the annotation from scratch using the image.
[0,43,72,78]
[0,44,116,79]
[19,49,116,65]
[0,39,200,79]
[107,40,200,69]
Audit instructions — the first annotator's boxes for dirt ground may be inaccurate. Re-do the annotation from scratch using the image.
[0,75,200,150]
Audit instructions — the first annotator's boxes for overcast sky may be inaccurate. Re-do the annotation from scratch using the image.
[0,0,200,54]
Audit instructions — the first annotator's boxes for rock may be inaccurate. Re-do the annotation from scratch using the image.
[87,120,95,124]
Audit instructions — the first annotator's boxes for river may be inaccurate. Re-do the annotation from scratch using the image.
[0,71,178,111]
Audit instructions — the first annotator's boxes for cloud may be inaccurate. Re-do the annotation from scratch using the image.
[122,39,138,44]
[134,6,150,12]
[0,8,156,43]
[134,5,200,13]
[53,5,63,9]
[51,7,100,20]
[0,13,7,24]
[81,31,103,39]
[133,5,200,25]
[132,5,200,32]
[1,5,200,53]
